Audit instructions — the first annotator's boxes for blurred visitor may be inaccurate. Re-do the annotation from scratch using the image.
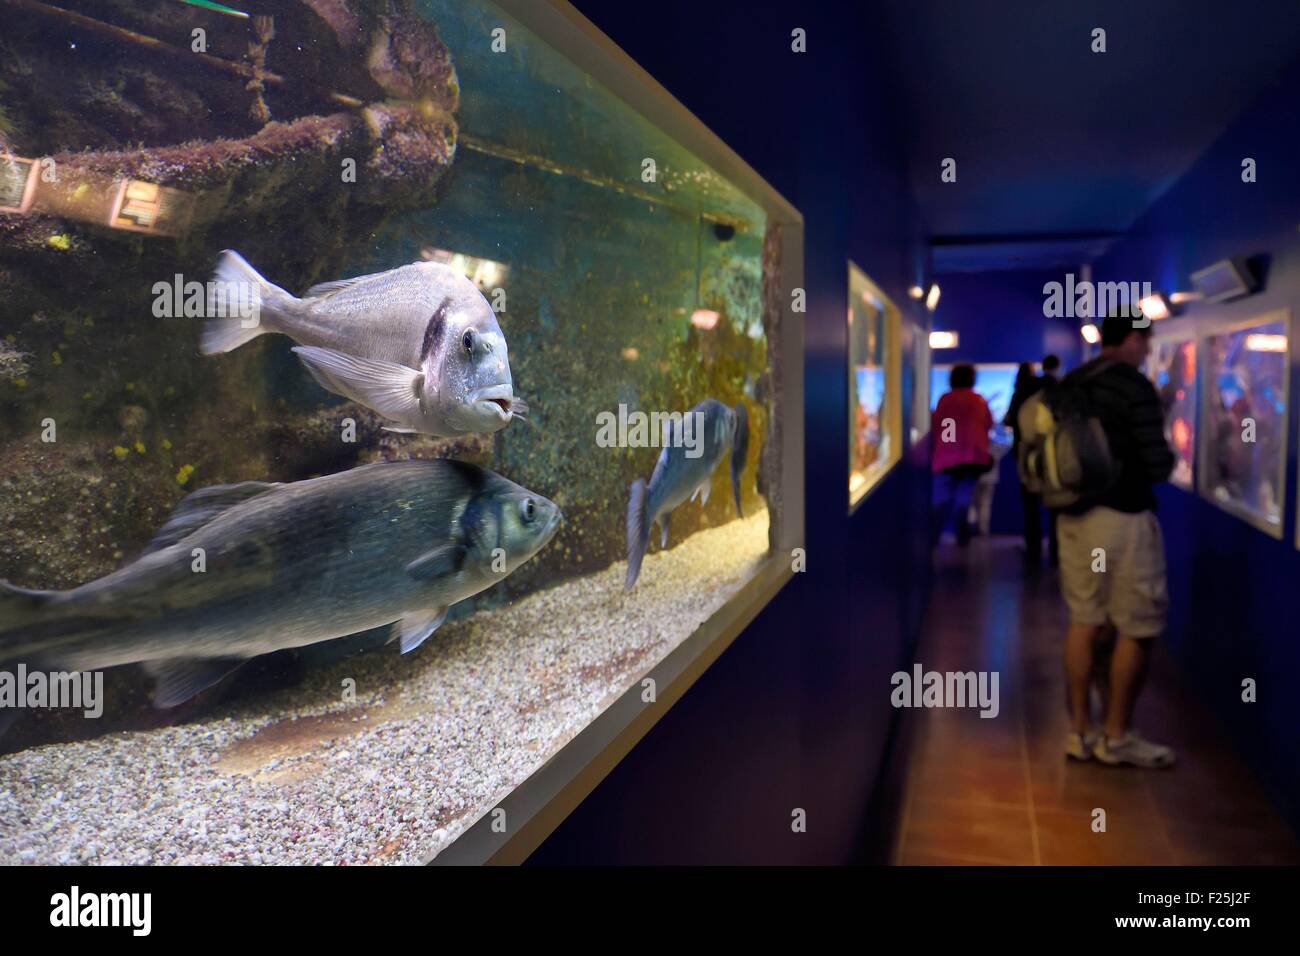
[1056,316,1176,768]
[931,363,993,547]
[1006,354,1062,565]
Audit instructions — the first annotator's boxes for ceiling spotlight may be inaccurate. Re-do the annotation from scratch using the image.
[908,285,926,300]
[1081,323,1100,344]
[925,283,941,311]
[929,331,958,349]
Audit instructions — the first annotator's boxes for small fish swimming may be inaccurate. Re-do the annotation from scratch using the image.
[624,398,749,591]
[202,251,529,437]
[0,460,561,707]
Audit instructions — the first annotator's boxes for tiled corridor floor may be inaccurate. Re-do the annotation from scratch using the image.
[892,537,1300,865]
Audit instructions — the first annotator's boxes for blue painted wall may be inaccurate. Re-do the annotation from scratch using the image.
[1095,55,1300,830]
[528,1,933,863]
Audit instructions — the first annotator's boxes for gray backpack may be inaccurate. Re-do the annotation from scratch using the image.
[1016,361,1122,509]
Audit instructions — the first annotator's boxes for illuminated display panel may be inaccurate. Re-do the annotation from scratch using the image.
[1199,312,1289,536]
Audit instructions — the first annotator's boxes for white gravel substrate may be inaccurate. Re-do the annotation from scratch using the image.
[0,509,769,865]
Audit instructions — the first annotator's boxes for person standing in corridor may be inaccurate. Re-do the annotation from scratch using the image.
[1007,355,1063,565]
[1056,316,1176,768]
[931,363,993,547]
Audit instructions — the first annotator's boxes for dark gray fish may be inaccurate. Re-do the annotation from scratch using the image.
[0,461,561,707]
[202,251,528,436]
[624,398,750,591]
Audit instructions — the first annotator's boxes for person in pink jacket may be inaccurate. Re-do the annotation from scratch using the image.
[931,363,993,546]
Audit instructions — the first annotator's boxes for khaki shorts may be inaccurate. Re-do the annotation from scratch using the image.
[1056,506,1168,638]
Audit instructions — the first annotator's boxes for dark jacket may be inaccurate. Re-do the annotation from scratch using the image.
[1059,357,1175,515]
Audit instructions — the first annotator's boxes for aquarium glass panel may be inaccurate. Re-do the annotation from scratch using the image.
[848,263,900,508]
[931,363,1018,428]
[1145,337,1197,490]
[0,0,787,864]
[1200,314,1288,534]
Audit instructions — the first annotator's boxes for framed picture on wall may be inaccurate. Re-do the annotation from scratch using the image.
[1145,336,1197,491]
[848,262,902,511]
[1198,310,1289,537]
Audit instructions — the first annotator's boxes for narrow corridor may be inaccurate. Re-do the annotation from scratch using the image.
[892,537,1300,866]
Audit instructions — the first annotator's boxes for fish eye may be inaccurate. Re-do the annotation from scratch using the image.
[519,497,536,523]
[462,329,475,354]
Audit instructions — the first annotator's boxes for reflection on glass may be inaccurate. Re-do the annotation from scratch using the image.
[1146,338,1196,490]
[1202,315,1288,530]
[848,263,900,505]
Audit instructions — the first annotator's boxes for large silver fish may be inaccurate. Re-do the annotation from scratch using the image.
[201,251,528,437]
[0,460,561,707]
[624,398,749,590]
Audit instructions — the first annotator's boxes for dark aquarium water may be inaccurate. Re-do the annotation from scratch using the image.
[0,0,785,863]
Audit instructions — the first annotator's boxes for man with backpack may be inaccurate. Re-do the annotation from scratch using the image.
[1050,314,1176,768]
[1006,355,1064,565]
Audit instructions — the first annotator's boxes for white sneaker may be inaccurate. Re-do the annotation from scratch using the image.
[1065,730,1099,761]
[1093,731,1175,768]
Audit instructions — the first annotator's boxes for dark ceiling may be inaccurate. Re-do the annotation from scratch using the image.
[876,0,1300,272]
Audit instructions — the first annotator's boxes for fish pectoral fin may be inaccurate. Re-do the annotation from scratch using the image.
[142,657,246,709]
[698,477,712,507]
[405,544,467,581]
[381,426,419,434]
[292,347,424,424]
[395,607,449,654]
[660,512,671,548]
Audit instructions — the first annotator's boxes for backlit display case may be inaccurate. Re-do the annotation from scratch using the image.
[930,362,1019,430]
[1146,336,1197,490]
[848,262,901,509]
[1199,312,1289,536]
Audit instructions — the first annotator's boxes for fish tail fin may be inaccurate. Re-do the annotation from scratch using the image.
[0,580,55,631]
[200,249,293,355]
[0,581,59,668]
[0,582,57,742]
[624,478,650,591]
[730,401,750,518]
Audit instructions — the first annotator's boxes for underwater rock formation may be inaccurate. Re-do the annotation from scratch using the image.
[0,0,458,263]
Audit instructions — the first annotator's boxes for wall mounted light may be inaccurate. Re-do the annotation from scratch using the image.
[1137,291,1173,321]
[1169,291,1202,305]
[1081,323,1100,344]
[908,284,926,300]
[925,283,941,311]
[929,330,958,349]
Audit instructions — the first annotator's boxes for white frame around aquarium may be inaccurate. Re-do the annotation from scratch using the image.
[427,0,805,866]
[847,261,902,514]
[1196,309,1290,540]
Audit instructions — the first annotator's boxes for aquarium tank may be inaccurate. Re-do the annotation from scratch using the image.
[1200,314,1288,535]
[1146,337,1197,491]
[847,262,900,508]
[930,363,1017,443]
[0,0,795,864]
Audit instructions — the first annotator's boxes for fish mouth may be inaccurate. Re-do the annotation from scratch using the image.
[542,507,564,543]
[469,384,515,420]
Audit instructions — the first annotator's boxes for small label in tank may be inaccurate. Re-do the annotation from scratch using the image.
[107,179,196,236]
[0,154,38,214]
